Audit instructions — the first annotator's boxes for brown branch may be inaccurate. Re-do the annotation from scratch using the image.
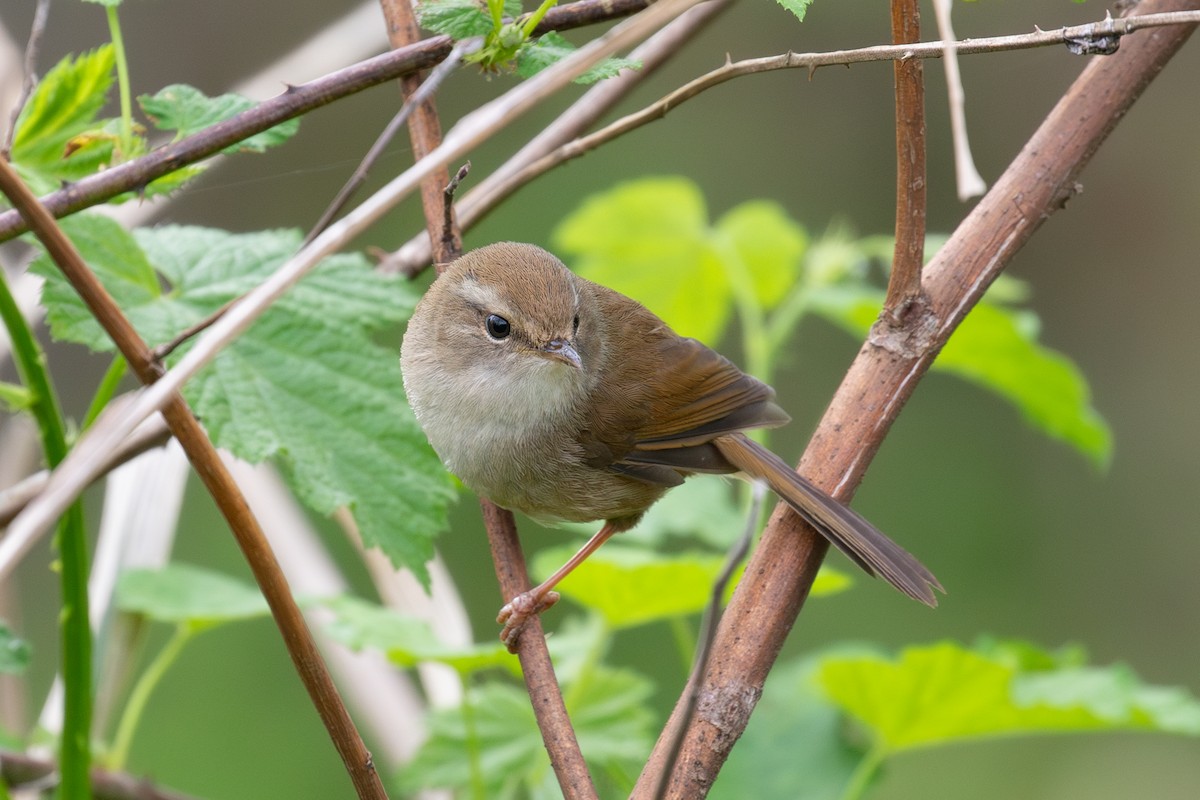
[0,0,653,243]
[382,0,597,793]
[631,0,1200,796]
[0,158,388,799]
[884,0,926,319]
[0,749,200,800]
[481,503,599,800]
[381,0,463,260]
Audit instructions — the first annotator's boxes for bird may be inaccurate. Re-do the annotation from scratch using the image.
[400,242,940,646]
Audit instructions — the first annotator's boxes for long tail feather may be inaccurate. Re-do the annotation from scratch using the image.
[714,433,942,606]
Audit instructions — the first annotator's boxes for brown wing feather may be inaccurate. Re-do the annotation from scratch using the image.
[579,279,789,483]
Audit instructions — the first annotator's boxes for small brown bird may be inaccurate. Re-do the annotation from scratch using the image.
[401,243,940,646]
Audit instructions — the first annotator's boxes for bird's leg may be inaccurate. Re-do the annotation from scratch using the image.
[498,521,619,650]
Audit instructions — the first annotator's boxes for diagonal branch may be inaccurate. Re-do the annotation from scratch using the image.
[0,157,389,800]
[632,0,1200,796]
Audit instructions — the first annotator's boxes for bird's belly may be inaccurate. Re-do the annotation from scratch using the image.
[429,416,663,524]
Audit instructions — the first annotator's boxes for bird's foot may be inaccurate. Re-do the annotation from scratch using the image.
[497,590,560,652]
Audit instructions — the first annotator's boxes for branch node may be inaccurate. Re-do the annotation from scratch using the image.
[869,293,937,358]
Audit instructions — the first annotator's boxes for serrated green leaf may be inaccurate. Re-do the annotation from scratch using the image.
[554,177,729,344]
[810,286,1112,468]
[10,46,116,191]
[713,654,866,800]
[32,214,161,349]
[32,217,456,583]
[715,200,807,310]
[515,32,640,84]
[417,0,518,38]
[775,0,815,23]
[117,564,269,628]
[139,84,300,153]
[403,667,653,797]
[817,640,1200,753]
[0,621,32,675]
[320,595,512,674]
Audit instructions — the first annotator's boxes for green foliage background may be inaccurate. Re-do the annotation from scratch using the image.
[2,0,1199,798]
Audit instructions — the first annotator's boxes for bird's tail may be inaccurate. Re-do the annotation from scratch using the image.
[714,433,942,606]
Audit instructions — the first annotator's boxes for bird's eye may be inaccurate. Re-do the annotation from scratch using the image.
[572,315,580,333]
[485,314,511,339]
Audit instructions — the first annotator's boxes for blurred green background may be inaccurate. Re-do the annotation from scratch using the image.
[3,0,1199,798]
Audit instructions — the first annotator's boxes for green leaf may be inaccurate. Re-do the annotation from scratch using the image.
[533,544,735,629]
[713,654,865,800]
[139,84,300,153]
[404,667,653,797]
[319,595,512,675]
[555,178,813,346]
[532,541,849,629]
[775,0,816,23]
[10,46,116,191]
[116,564,269,629]
[621,477,747,548]
[0,621,33,675]
[516,32,641,84]
[32,216,456,583]
[33,215,161,349]
[715,200,807,310]
[935,303,1112,468]
[810,286,1112,468]
[554,177,729,344]
[417,0,519,38]
[81,0,124,7]
[816,640,1200,753]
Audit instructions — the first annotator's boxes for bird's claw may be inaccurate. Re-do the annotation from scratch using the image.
[497,590,560,651]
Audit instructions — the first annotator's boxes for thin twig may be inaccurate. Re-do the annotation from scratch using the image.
[442,161,471,253]
[883,0,926,318]
[653,482,765,800]
[383,0,733,275]
[304,39,477,247]
[387,6,1200,275]
[932,0,986,200]
[0,158,389,800]
[632,1,1200,796]
[0,0,654,243]
[152,297,236,360]
[3,0,51,157]
[1,0,707,588]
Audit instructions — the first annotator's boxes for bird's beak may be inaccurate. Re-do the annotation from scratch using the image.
[541,338,582,369]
